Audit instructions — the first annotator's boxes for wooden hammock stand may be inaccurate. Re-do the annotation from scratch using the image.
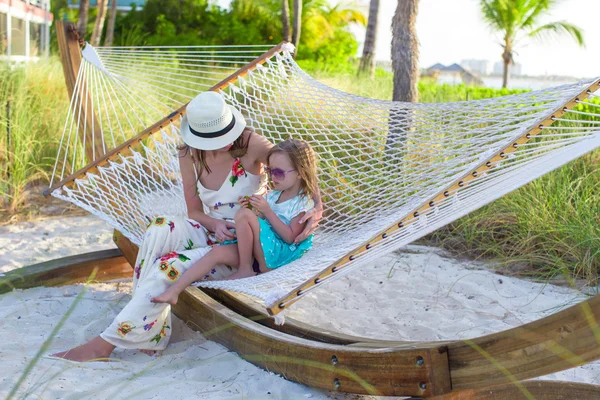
[19,21,600,398]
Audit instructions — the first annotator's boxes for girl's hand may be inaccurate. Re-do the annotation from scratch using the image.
[238,196,252,209]
[213,220,236,243]
[249,195,270,214]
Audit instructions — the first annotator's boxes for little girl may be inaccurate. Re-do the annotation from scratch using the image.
[151,139,318,305]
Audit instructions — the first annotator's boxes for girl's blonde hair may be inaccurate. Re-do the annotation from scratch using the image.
[267,139,318,198]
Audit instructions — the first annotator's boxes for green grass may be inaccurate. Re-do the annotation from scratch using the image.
[0,58,70,213]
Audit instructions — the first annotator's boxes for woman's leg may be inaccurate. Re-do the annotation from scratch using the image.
[151,245,239,305]
[227,209,266,279]
[51,216,213,361]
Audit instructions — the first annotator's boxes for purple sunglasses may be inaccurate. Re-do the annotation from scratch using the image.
[265,166,296,180]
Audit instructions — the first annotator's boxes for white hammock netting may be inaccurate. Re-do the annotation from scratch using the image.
[49,43,600,312]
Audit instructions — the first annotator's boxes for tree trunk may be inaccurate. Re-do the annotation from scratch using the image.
[292,0,302,50]
[359,0,380,78]
[104,0,118,46]
[77,0,89,39]
[282,0,291,42]
[91,0,109,47]
[391,0,419,102]
[501,41,513,89]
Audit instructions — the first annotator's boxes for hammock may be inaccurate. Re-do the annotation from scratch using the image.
[47,41,600,316]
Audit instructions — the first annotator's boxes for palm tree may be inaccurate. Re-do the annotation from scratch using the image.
[359,0,380,77]
[391,0,419,102]
[77,0,89,38]
[480,0,585,88]
[104,0,118,46]
[282,0,291,42]
[91,0,109,46]
[292,0,302,49]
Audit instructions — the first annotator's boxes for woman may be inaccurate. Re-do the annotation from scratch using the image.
[51,91,322,361]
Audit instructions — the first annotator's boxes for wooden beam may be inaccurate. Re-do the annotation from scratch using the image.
[174,286,451,397]
[430,380,600,400]
[447,293,600,389]
[0,249,130,294]
[55,21,105,164]
[44,42,287,197]
[267,78,600,316]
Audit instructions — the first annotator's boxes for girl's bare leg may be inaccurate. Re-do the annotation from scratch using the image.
[227,209,267,279]
[151,245,238,305]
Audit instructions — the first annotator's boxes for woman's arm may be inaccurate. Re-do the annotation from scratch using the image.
[294,187,323,244]
[179,149,218,231]
[263,210,307,245]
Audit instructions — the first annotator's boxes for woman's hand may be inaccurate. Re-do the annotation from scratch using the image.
[248,195,271,214]
[294,207,323,244]
[213,219,236,243]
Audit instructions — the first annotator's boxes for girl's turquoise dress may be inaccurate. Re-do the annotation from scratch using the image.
[259,190,314,269]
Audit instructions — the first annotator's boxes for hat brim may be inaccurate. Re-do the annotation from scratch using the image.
[180,106,247,151]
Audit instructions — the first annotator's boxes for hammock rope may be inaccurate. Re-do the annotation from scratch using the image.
[47,42,600,317]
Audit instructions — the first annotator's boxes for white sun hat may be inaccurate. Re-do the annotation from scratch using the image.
[180,91,247,150]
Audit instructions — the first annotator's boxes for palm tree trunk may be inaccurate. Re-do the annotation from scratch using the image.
[292,0,302,50]
[501,41,512,89]
[359,0,380,78]
[104,0,118,46]
[91,0,109,47]
[77,0,89,38]
[391,0,419,102]
[282,0,291,42]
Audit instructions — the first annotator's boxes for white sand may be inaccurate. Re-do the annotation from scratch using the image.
[1,215,599,399]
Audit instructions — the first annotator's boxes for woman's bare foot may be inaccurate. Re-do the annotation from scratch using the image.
[150,288,179,305]
[50,336,115,362]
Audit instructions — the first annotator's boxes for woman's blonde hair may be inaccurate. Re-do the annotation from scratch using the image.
[267,139,318,198]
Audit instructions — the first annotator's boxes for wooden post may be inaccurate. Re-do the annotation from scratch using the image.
[55,20,105,163]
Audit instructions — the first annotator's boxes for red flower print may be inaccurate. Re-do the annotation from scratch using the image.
[188,221,201,229]
[168,221,175,232]
[160,251,179,262]
[232,159,246,178]
[229,159,247,187]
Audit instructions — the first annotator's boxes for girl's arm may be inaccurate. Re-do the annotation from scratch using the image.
[179,150,235,240]
[248,195,307,244]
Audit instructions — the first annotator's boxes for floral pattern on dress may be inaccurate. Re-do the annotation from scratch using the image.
[134,259,145,280]
[229,159,247,187]
[117,321,136,338]
[150,321,170,344]
[143,316,158,331]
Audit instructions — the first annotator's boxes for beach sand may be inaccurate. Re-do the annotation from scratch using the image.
[1,215,599,399]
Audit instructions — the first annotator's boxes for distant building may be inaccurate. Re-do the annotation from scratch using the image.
[460,59,491,76]
[425,63,484,86]
[493,61,523,76]
[67,0,146,12]
[0,0,53,61]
